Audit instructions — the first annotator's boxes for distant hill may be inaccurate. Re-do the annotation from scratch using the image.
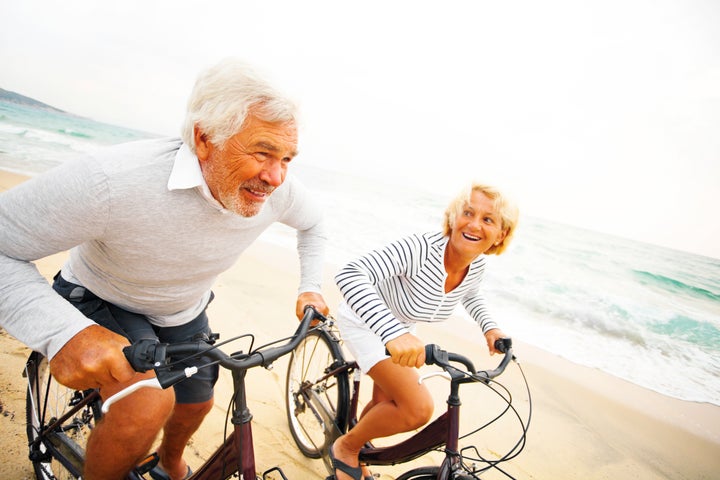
[0,88,65,113]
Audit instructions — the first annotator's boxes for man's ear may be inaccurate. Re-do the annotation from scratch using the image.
[194,125,211,162]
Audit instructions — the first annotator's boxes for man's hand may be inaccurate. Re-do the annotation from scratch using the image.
[484,328,507,355]
[295,291,329,319]
[385,333,425,368]
[49,325,136,390]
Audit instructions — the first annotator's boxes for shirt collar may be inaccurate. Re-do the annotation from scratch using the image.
[167,143,220,207]
[168,143,205,190]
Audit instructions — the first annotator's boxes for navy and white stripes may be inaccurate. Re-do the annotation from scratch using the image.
[335,231,498,344]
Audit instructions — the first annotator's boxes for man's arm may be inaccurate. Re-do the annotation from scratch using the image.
[277,176,330,317]
[294,207,330,317]
[0,164,104,358]
[0,253,96,357]
[0,160,134,388]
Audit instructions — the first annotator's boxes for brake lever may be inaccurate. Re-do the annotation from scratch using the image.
[101,366,200,414]
[418,371,452,384]
[101,378,162,414]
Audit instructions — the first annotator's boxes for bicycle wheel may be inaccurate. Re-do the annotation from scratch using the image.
[395,466,441,479]
[285,327,350,458]
[396,466,478,480]
[25,351,102,480]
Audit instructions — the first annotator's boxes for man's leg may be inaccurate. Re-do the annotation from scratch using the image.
[84,372,175,480]
[154,304,218,479]
[156,399,214,480]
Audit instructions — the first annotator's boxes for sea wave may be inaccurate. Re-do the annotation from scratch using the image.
[0,123,29,136]
[58,128,93,139]
[648,315,720,349]
[633,269,720,302]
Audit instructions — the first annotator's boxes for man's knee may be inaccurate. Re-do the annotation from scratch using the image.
[101,385,175,438]
[170,398,214,426]
[177,397,213,413]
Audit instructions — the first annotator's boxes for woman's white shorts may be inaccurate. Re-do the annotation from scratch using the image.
[335,301,416,373]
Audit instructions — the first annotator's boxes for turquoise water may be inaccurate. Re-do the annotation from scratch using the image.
[0,100,156,174]
[284,165,720,406]
[2,99,719,406]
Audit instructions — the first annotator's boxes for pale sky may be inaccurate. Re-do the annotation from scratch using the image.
[2,0,719,258]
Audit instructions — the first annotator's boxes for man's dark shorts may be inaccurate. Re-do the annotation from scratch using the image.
[53,272,219,404]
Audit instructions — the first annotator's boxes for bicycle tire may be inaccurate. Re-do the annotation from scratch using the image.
[396,465,479,480]
[285,327,350,458]
[395,466,441,480]
[25,351,102,480]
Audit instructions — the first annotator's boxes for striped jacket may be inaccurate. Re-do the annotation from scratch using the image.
[335,231,498,344]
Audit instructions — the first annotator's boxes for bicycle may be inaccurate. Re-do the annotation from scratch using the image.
[285,320,531,480]
[24,305,326,480]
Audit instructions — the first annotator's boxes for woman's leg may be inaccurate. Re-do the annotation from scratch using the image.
[331,358,434,480]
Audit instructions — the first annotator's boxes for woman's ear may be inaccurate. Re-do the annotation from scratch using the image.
[497,228,509,245]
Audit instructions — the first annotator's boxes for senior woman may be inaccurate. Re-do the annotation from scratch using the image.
[330,182,519,480]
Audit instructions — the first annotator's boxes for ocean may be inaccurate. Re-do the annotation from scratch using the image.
[2,99,719,407]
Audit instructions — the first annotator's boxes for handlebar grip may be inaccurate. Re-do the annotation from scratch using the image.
[494,337,512,354]
[304,304,328,323]
[123,339,168,373]
[383,345,440,364]
[424,344,448,366]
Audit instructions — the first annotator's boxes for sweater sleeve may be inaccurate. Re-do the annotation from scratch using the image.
[0,158,109,358]
[277,176,327,294]
[334,236,419,343]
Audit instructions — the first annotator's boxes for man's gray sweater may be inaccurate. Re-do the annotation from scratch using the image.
[0,138,326,359]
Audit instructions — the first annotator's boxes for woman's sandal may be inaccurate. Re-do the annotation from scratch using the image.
[147,453,193,480]
[327,444,363,480]
[362,466,375,480]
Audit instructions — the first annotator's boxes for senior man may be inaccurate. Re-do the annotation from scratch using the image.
[0,58,329,480]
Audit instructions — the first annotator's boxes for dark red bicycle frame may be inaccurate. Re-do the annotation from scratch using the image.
[337,361,465,472]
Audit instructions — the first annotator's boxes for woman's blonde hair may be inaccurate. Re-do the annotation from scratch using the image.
[442,182,519,255]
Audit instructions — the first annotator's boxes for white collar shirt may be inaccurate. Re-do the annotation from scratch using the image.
[167,143,224,210]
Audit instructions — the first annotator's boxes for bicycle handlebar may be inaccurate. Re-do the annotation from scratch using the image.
[422,337,514,385]
[101,306,325,413]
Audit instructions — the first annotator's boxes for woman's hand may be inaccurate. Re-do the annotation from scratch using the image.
[385,333,425,368]
[484,328,507,355]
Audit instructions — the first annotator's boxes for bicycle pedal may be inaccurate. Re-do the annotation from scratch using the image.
[135,452,160,475]
[262,466,289,479]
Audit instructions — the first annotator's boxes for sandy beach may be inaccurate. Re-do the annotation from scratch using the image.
[1,169,719,479]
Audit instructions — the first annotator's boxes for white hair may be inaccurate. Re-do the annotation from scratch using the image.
[180,58,298,152]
